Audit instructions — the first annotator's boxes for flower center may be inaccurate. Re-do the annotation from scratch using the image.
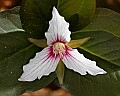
[53,42,65,57]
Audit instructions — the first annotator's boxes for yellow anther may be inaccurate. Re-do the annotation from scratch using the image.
[53,42,65,57]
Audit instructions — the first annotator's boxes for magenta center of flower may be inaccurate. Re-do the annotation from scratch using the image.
[53,42,65,57]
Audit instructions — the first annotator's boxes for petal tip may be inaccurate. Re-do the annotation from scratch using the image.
[53,6,57,13]
[52,7,61,19]
[18,78,23,81]
[89,69,107,76]
[96,68,107,75]
[18,78,33,82]
[101,70,107,74]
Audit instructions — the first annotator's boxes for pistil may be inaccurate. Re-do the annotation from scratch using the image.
[53,42,65,57]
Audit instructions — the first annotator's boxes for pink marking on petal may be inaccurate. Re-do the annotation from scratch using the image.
[51,33,66,45]
[64,45,72,55]
[65,50,81,63]
[49,46,60,60]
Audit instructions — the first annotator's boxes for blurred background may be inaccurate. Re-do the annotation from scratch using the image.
[0,0,120,12]
[97,0,120,13]
[0,0,21,12]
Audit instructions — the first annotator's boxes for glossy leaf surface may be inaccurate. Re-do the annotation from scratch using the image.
[20,0,95,37]
[0,7,24,34]
[60,8,120,96]
[0,32,56,96]
[57,0,96,31]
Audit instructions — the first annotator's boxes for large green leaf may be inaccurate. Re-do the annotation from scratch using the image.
[53,8,120,96]
[20,0,57,38]
[0,7,24,34]
[55,30,120,96]
[0,32,56,96]
[60,8,120,95]
[72,31,120,67]
[0,6,56,96]
[63,61,120,96]
[57,0,96,31]
[81,8,120,37]
[20,0,95,37]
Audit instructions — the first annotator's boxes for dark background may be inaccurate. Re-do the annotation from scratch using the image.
[0,0,120,13]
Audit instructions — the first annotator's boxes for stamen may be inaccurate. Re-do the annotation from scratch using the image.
[53,42,65,57]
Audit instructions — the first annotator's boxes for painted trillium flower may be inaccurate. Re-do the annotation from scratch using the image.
[18,7,106,82]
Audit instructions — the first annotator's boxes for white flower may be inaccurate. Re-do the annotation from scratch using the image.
[18,7,106,82]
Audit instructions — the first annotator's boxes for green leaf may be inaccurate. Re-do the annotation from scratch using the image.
[28,38,47,48]
[20,0,96,37]
[81,8,120,37]
[0,32,56,96]
[72,31,120,68]
[0,7,24,34]
[20,0,57,38]
[63,62,120,96]
[59,30,120,96]
[57,0,96,31]
[60,8,120,96]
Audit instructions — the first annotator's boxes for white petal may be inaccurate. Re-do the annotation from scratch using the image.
[45,7,71,45]
[18,46,60,81]
[62,48,107,75]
